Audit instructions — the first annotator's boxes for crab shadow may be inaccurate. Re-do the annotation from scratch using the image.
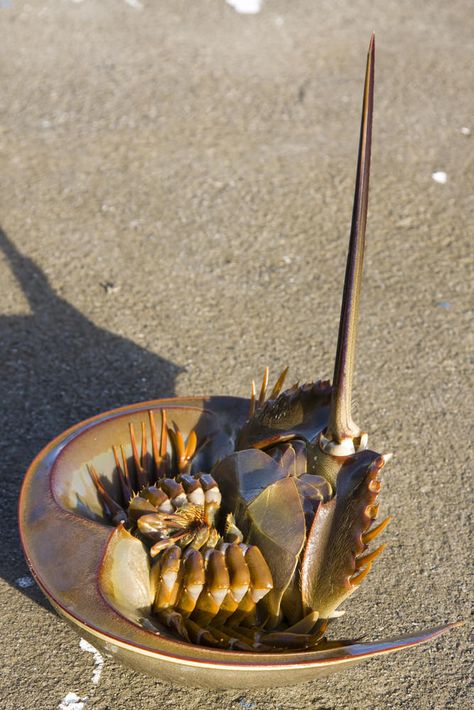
[0,227,183,610]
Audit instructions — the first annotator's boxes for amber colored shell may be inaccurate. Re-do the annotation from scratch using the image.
[19,396,456,689]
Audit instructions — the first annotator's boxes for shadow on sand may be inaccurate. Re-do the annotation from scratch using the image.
[0,227,182,609]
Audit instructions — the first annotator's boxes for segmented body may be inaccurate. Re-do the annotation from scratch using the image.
[150,542,279,651]
[89,399,390,651]
[95,463,327,650]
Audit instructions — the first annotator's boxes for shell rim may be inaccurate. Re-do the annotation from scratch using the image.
[18,396,457,673]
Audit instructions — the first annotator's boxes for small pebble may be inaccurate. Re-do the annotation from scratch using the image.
[58,692,87,710]
[15,575,34,588]
[226,0,262,14]
[100,281,120,294]
[237,700,256,710]
[460,126,471,136]
[431,171,448,184]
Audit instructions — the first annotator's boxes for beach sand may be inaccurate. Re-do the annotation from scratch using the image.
[1,1,472,708]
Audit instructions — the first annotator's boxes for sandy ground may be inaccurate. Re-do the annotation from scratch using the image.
[0,1,472,708]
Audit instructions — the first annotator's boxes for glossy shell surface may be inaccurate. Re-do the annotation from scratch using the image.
[19,397,453,689]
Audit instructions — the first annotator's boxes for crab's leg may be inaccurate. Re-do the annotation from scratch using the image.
[258,367,269,406]
[148,410,161,479]
[183,618,223,647]
[323,34,375,455]
[87,464,127,525]
[129,423,147,489]
[156,608,191,642]
[119,444,133,491]
[211,623,265,649]
[249,380,256,417]
[159,410,169,476]
[269,366,289,399]
[167,424,199,474]
[185,430,198,461]
[206,624,254,651]
[185,618,259,651]
[140,421,153,483]
[112,445,132,505]
[149,409,170,478]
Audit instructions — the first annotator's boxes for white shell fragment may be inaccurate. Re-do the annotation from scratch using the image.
[58,692,87,710]
[226,0,262,14]
[431,171,448,184]
[79,639,104,685]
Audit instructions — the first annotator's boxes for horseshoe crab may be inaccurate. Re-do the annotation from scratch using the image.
[19,36,458,688]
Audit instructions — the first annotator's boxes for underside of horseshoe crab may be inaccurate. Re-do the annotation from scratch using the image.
[87,399,392,652]
[19,36,459,686]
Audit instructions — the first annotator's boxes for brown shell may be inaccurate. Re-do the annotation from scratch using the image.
[19,397,457,688]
